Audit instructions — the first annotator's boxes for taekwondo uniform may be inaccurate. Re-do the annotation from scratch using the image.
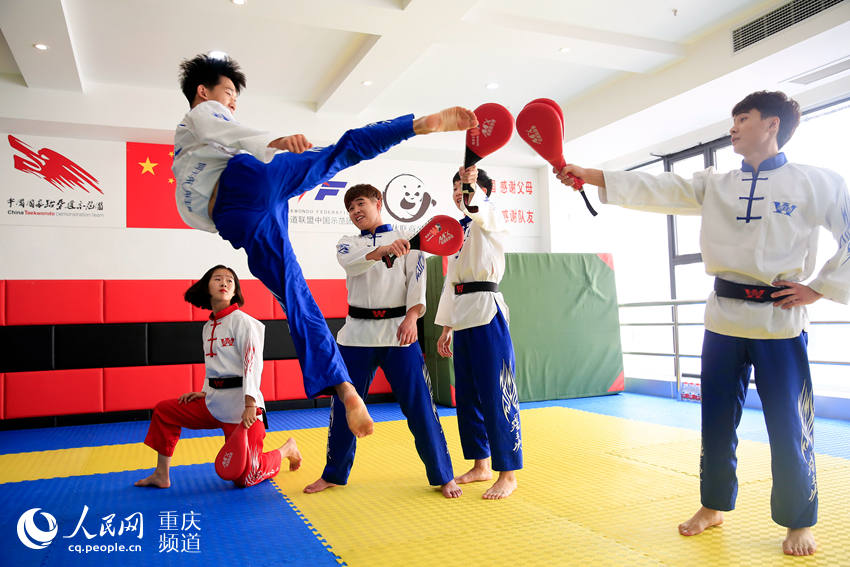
[602,153,850,528]
[318,224,454,486]
[434,189,523,472]
[173,101,418,398]
[144,305,281,487]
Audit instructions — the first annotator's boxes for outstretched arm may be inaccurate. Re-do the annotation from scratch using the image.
[553,164,605,188]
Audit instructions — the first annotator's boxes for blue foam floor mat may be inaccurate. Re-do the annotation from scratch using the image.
[2,464,340,567]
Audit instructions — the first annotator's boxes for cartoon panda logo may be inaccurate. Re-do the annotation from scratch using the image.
[383,173,437,223]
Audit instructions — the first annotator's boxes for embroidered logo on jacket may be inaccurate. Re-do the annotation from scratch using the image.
[773,202,797,216]
[220,337,235,347]
[337,243,350,254]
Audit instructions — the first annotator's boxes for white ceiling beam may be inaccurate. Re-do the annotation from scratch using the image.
[314,0,479,114]
[0,0,83,91]
[470,10,685,58]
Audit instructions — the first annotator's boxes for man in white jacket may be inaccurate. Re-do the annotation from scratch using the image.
[304,184,460,498]
[171,53,478,440]
[554,91,850,556]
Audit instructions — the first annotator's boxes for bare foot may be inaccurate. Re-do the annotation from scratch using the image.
[134,471,170,488]
[441,479,462,499]
[337,383,374,438]
[783,527,816,556]
[279,437,302,471]
[678,506,723,536]
[482,471,516,500]
[455,460,493,484]
[413,107,478,135]
[303,477,339,494]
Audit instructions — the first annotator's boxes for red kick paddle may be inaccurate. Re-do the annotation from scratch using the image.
[516,101,598,216]
[215,423,249,481]
[463,103,514,212]
[527,98,564,134]
[383,215,463,268]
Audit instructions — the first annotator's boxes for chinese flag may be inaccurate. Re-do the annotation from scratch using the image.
[126,142,190,229]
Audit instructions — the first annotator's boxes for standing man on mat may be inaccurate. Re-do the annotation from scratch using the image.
[435,165,522,499]
[304,184,460,498]
[553,91,850,556]
[171,53,478,440]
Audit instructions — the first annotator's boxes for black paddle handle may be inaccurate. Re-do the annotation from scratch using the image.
[462,147,483,213]
[579,190,598,216]
[382,233,420,268]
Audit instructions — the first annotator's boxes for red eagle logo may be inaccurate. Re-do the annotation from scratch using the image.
[8,135,103,194]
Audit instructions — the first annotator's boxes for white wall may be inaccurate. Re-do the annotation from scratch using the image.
[0,145,544,280]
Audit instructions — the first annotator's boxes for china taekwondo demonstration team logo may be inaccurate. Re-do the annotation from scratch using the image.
[8,135,103,194]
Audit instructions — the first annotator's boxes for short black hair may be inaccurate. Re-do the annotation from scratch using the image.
[178,54,246,106]
[452,168,493,192]
[732,90,801,148]
[344,184,382,210]
[184,265,245,310]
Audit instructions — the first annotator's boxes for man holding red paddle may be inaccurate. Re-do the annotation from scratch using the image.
[553,91,850,557]
[304,183,462,498]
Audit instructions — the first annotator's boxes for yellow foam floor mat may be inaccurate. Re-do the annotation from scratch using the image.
[2,406,847,564]
[271,407,849,566]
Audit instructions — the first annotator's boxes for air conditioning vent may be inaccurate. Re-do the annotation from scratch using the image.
[732,0,845,52]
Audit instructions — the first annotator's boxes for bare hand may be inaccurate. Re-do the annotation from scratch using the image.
[241,406,259,428]
[553,164,587,189]
[459,165,477,185]
[385,238,411,258]
[437,328,453,358]
[771,281,823,310]
[178,391,205,404]
[397,314,418,346]
[274,134,313,153]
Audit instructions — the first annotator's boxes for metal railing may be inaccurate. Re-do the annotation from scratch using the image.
[618,299,850,400]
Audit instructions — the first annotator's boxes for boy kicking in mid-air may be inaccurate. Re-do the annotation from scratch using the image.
[172,53,477,439]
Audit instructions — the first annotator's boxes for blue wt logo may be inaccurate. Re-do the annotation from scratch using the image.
[773,202,797,216]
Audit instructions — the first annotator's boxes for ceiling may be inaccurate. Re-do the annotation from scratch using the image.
[1,0,849,168]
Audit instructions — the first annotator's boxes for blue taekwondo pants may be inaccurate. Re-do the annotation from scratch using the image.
[212,115,416,398]
[451,306,523,472]
[321,343,454,486]
[700,330,817,528]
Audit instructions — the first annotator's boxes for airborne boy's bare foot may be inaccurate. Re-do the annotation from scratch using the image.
[303,477,339,494]
[482,471,517,500]
[413,107,478,135]
[441,479,463,499]
[336,382,374,438]
[279,437,302,471]
[455,458,493,484]
[678,506,724,536]
[783,527,817,556]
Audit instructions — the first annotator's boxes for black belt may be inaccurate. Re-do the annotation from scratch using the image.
[454,281,499,295]
[348,305,407,319]
[714,278,787,303]
[208,376,243,389]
